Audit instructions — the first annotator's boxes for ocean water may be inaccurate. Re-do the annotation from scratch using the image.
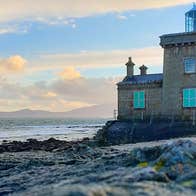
[0,118,108,143]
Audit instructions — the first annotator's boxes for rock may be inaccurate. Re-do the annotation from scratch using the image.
[15,185,130,196]
[124,167,170,182]
[0,137,92,153]
[1,138,196,195]
[95,120,196,145]
[13,182,195,196]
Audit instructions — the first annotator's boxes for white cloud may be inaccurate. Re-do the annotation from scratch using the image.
[36,46,163,71]
[0,46,164,112]
[130,14,136,17]
[0,17,75,35]
[71,24,77,28]
[48,99,92,112]
[117,15,128,20]
[0,24,29,34]
[0,27,17,34]
[35,17,76,27]
[44,91,57,98]
[0,98,92,112]
[0,0,192,23]
[50,77,118,105]
[0,55,27,73]
[59,67,81,80]
[0,46,163,112]
[0,74,118,112]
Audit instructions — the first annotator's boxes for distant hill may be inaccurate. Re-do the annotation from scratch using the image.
[0,104,116,119]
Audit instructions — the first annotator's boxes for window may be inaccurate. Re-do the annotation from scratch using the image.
[133,91,145,109]
[183,88,196,108]
[184,58,196,73]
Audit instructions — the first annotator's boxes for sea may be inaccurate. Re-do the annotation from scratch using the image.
[0,118,108,143]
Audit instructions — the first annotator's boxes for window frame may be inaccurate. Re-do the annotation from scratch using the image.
[133,90,145,109]
[184,57,196,74]
[183,88,196,108]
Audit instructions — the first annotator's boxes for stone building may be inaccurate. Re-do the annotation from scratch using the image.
[118,5,196,120]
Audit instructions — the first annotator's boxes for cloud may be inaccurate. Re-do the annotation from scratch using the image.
[0,26,21,34]
[0,98,92,112]
[0,0,192,23]
[0,45,164,112]
[48,99,92,112]
[71,24,77,29]
[0,76,93,112]
[0,17,75,34]
[0,24,29,34]
[59,67,81,80]
[44,91,57,98]
[37,47,163,71]
[0,72,118,112]
[117,15,128,20]
[51,77,118,105]
[35,17,76,27]
[0,55,27,73]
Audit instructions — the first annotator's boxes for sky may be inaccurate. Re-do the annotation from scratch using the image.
[0,0,194,112]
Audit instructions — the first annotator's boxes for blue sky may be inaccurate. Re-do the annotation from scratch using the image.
[0,5,188,56]
[0,1,194,112]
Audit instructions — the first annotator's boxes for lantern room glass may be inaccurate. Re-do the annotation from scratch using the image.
[185,4,196,32]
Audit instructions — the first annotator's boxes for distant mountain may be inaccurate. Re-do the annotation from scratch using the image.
[64,103,116,118]
[0,104,116,118]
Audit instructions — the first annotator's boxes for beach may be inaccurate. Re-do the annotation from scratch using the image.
[0,136,196,195]
[0,118,196,196]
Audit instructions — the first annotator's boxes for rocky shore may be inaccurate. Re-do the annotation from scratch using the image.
[95,120,196,145]
[0,137,91,153]
[0,137,196,195]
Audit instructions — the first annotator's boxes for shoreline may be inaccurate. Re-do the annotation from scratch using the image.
[0,137,94,154]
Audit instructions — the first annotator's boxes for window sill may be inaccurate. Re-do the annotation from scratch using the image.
[184,72,196,75]
[183,107,196,109]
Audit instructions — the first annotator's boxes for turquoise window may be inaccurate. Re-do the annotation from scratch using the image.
[133,91,145,109]
[183,88,196,108]
[184,58,196,73]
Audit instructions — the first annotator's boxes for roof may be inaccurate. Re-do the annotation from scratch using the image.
[118,73,163,85]
[186,3,196,14]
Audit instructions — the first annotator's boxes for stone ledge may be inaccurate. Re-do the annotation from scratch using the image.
[160,32,196,48]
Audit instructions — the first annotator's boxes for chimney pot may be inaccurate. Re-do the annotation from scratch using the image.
[139,65,148,75]
[125,57,135,77]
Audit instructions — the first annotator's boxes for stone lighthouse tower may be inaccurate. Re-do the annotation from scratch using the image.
[160,3,196,117]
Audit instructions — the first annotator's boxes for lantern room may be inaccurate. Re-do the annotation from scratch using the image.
[185,3,196,32]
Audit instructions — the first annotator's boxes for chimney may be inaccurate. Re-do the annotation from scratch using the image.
[125,57,135,77]
[139,65,148,75]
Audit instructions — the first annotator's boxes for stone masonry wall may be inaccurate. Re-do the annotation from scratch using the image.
[118,83,162,120]
[162,45,196,119]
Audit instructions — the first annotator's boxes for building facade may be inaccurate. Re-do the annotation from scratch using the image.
[118,6,196,120]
